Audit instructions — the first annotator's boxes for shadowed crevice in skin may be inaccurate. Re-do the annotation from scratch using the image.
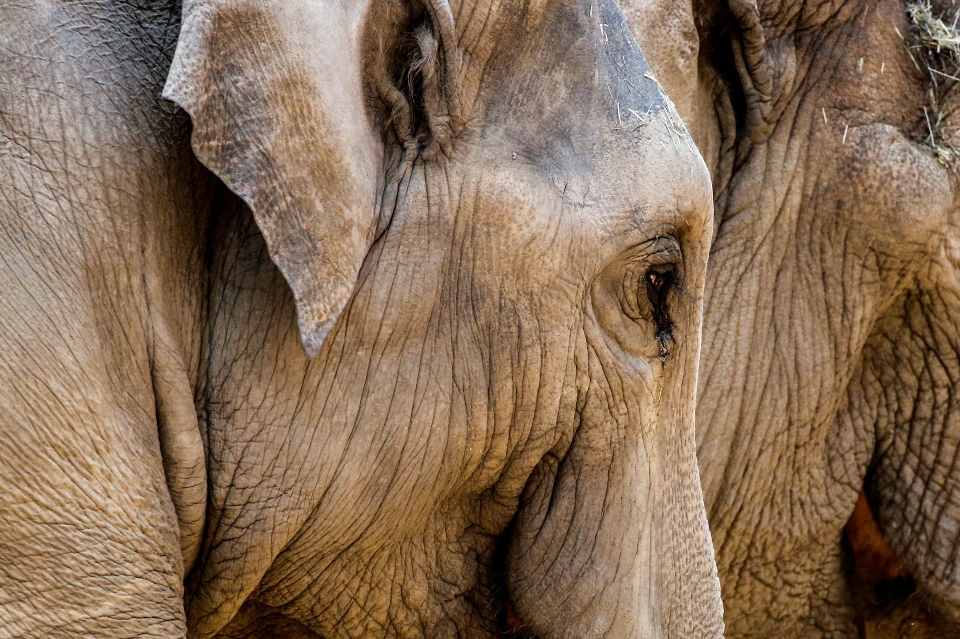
[488,516,539,639]
[843,488,924,635]
[842,465,958,639]
[845,491,908,586]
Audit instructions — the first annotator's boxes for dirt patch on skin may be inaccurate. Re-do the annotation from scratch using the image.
[905,0,960,166]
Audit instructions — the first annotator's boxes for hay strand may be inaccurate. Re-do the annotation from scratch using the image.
[906,0,960,166]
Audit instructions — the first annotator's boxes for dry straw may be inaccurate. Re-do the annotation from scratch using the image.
[906,1,960,166]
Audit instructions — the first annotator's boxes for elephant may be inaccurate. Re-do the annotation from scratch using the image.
[0,0,724,637]
[623,0,960,636]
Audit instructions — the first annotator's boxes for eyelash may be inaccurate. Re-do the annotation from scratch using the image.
[644,266,676,360]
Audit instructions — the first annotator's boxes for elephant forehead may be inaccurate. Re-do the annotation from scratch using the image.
[591,116,712,235]
[452,136,708,278]
[472,0,668,137]
[455,0,712,253]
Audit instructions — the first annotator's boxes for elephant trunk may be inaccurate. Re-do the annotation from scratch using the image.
[505,344,723,638]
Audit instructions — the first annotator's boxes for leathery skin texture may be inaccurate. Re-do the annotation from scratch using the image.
[0,0,723,637]
[626,0,960,636]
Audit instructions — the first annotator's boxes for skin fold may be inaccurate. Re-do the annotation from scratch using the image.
[0,0,722,637]
[624,0,960,636]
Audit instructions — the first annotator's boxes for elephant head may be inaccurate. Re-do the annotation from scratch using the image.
[159,0,722,637]
[0,0,723,636]
[624,0,960,636]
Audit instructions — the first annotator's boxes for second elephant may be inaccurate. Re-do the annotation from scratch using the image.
[627,0,960,636]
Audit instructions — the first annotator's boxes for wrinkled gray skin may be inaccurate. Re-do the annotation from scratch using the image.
[0,0,723,637]
[625,0,960,636]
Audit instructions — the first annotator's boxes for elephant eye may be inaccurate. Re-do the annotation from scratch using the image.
[644,266,676,359]
[647,270,669,293]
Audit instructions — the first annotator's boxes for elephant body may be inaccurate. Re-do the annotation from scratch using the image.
[0,2,212,634]
[626,0,960,636]
[0,1,723,637]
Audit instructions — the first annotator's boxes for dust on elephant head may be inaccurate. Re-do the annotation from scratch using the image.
[0,0,722,637]
[625,0,960,636]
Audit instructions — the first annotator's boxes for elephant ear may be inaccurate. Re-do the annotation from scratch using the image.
[163,0,383,358]
[861,244,960,621]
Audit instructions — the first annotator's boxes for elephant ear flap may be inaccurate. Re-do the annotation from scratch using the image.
[163,0,382,357]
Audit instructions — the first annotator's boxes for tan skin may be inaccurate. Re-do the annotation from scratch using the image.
[627,0,960,636]
[0,0,723,637]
